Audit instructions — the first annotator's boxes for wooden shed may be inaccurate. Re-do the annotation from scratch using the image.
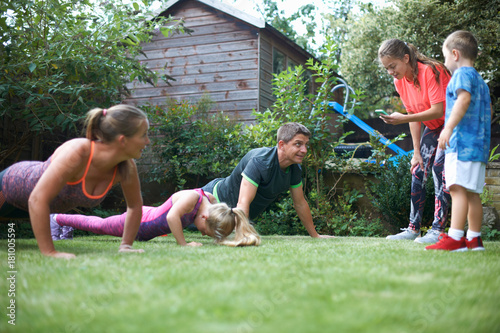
[124,0,338,123]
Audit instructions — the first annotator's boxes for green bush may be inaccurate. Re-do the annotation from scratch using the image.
[143,97,247,191]
[254,196,308,236]
[366,155,438,233]
[254,182,385,237]
[0,0,185,163]
[482,226,500,241]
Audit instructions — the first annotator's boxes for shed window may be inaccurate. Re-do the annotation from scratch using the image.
[302,69,312,95]
[273,48,286,75]
[272,48,312,94]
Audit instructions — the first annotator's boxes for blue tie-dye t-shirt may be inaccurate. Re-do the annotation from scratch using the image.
[445,67,491,163]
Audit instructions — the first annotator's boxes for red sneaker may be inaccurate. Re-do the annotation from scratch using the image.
[465,236,485,251]
[425,233,467,252]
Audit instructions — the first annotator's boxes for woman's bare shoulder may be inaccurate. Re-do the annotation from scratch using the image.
[52,138,92,160]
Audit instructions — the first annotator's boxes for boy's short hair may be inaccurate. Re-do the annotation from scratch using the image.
[277,122,311,143]
[444,30,478,61]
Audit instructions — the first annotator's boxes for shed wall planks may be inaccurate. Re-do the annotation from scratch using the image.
[125,0,260,122]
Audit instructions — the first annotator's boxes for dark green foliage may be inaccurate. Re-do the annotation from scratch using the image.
[366,156,412,231]
[314,182,385,237]
[254,196,308,236]
[144,97,247,191]
[254,182,385,237]
[0,221,34,239]
[482,227,500,241]
[366,155,438,233]
[0,0,185,163]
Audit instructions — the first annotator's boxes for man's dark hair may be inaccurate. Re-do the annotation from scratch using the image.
[277,123,311,143]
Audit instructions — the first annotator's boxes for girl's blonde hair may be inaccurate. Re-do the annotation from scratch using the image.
[378,39,450,90]
[206,203,261,247]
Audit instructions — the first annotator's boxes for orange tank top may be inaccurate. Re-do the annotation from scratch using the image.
[67,141,118,199]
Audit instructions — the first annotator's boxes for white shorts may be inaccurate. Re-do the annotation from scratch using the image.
[445,152,486,193]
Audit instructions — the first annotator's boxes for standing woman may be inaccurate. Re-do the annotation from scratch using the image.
[378,39,452,244]
[0,104,149,258]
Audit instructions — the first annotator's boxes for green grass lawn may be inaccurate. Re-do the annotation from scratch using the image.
[1,232,499,333]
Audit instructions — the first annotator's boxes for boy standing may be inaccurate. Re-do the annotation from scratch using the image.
[426,31,492,251]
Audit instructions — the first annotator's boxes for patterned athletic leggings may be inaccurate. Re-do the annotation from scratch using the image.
[408,126,450,231]
[54,213,167,241]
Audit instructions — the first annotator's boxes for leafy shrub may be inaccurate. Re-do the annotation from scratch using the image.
[366,155,438,233]
[143,96,247,191]
[480,187,494,207]
[254,196,308,236]
[482,226,500,241]
[365,156,411,231]
[255,183,385,237]
[0,0,186,163]
[246,40,353,234]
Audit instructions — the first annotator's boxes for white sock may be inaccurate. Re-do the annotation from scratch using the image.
[466,230,481,241]
[448,228,464,241]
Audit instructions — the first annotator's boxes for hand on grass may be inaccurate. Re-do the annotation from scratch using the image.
[316,234,335,238]
[118,244,145,253]
[46,251,76,259]
[186,241,203,247]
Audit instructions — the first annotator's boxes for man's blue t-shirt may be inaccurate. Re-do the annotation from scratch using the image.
[203,147,303,220]
[445,67,491,163]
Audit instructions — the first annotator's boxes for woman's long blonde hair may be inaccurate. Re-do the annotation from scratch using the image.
[206,203,261,247]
